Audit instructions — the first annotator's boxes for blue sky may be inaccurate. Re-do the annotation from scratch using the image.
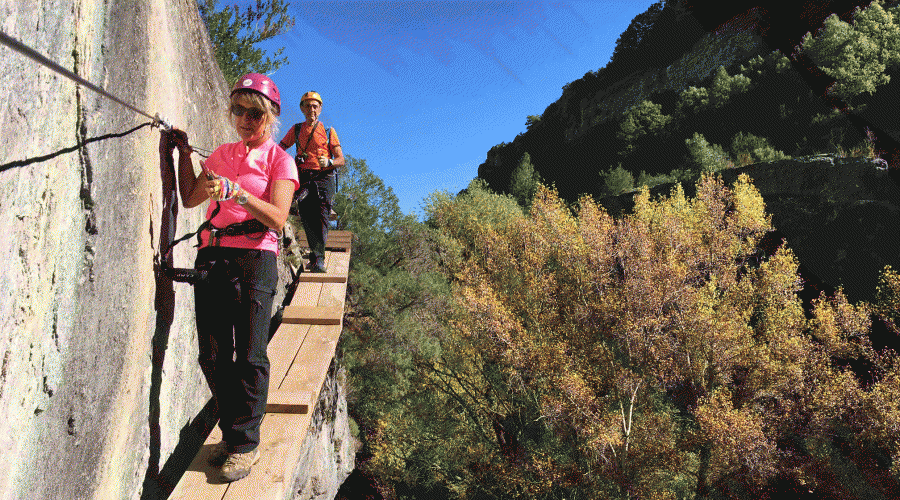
[246,0,657,216]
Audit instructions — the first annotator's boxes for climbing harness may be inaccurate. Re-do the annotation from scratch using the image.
[161,202,277,284]
[293,120,333,168]
[294,120,338,185]
[0,30,213,157]
[290,120,339,215]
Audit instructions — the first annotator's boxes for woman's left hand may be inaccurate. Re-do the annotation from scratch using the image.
[317,155,331,169]
[207,177,241,201]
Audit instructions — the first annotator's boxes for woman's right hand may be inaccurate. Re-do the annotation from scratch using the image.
[201,161,220,199]
[202,161,241,201]
[172,128,191,153]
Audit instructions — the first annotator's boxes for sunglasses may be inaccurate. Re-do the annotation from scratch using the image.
[230,104,265,121]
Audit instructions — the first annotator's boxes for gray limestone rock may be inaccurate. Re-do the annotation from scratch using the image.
[290,356,360,500]
[0,1,352,499]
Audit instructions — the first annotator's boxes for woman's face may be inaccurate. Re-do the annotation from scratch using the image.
[231,95,270,144]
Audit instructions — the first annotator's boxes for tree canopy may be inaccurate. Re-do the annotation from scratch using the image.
[800,0,900,105]
[343,172,900,499]
[198,0,294,86]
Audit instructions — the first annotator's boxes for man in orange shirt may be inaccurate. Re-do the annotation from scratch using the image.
[279,91,345,272]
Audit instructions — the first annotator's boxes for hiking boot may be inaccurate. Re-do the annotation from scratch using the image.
[308,256,327,273]
[220,448,261,482]
[208,441,228,466]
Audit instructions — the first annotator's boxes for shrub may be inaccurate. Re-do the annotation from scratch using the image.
[601,164,635,196]
[685,132,733,172]
[730,131,788,165]
[617,99,672,153]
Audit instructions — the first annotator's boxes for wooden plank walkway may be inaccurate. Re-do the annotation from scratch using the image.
[294,229,353,253]
[169,237,351,500]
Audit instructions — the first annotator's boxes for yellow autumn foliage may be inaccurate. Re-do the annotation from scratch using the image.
[360,174,900,499]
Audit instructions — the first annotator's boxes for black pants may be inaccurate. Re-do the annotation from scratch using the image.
[194,247,277,453]
[296,171,335,261]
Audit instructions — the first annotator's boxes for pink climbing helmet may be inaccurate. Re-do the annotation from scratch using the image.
[231,73,281,114]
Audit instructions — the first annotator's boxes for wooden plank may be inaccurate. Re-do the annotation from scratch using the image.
[281,306,342,325]
[221,413,310,500]
[314,266,349,312]
[296,273,347,284]
[267,323,311,390]
[278,325,343,396]
[293,236,352,248]
[293,230,353,251]
[324,251,351,278]
[169,426,230,500]
[265,390,311,414]
[290,280,324,307]
[295,251,350,284]
[294,250,351,279]
[289,251,340,306]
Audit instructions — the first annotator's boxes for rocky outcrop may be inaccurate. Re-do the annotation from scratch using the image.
[0,1,351,499]
[601,156,900,305]
[573,29,764,139]
[0,1,228,499]
[290,355,359,500]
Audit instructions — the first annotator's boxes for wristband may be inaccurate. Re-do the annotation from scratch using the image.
[212,178,240,201]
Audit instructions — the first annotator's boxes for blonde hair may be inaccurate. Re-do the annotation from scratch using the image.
[229,90,281,138]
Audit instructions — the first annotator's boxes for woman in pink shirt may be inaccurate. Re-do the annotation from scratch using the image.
[171,73,298,482]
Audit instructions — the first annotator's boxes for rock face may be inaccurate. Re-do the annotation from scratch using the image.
[602,156,900,305]
[0,1,351,499]
[290,355,359,500]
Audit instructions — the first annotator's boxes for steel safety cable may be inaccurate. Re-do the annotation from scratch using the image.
[0,30,213,157]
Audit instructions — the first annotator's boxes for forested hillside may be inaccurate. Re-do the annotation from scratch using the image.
[478,0,900,203]
[333,2,900,499]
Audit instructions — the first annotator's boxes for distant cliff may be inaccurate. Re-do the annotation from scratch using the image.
[476,0,898,203]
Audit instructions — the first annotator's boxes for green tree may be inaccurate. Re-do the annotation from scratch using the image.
[709,65,751,108]
[677,85,710,114]
[685,132,732,172]
[617,99,671,154]
[198,0,294,86]
[635,168,695,191]
[609,1,664,66]
[357,181,565,499]
[600,164,635,196]
[509,152,541,209]
[330,156,429,335]
[800,1,900,105]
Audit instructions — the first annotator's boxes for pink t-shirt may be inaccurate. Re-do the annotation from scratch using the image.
[199,138,299,253]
